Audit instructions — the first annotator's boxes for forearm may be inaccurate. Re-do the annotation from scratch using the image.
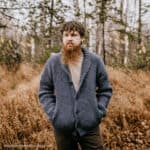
[96,85,112,117]
[38,58,56,121]
[96,58,112,117]
[39,84,56,121]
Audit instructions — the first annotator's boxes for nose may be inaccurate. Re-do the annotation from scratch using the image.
[67,35,73,40]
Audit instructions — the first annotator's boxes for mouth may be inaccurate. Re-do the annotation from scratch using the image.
[67,42,73,45]
[67,44,73,48]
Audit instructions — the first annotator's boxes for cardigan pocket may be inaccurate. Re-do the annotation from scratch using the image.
[52,111,75,132]
[51,99,75,132]
[77,97,101,130]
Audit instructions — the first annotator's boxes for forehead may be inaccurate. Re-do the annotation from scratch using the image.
[63,30,80,35]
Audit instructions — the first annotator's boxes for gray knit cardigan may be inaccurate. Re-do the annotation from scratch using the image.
[38,48,112,136]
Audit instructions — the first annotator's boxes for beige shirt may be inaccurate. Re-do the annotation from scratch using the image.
[68,54,83,92]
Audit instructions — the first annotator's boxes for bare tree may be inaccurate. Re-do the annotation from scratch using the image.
[137,0,142,51]
[26,0,69,52]
[73,0,80,21]
[124,0,129,66]
[95,0,112,64]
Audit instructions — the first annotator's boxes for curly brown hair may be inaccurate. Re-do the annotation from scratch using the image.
[61,21,85,37]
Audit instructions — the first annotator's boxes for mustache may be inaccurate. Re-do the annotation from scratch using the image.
[67,42,73,45]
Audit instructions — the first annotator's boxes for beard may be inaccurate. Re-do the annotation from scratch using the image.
[61,43,82,65]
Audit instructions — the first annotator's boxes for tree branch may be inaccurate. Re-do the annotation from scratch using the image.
[0,6,37,10]
[0,10,19,20]
[0,23,7,28]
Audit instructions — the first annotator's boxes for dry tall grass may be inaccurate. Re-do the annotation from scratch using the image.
[0,64,149,150]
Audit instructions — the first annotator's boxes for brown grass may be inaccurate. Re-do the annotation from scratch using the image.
[0,64,150,150]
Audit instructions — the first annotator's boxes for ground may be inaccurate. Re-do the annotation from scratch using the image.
[0,63,149,150]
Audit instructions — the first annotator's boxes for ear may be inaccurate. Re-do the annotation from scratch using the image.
[81,38,85,44]
[82,38,84,41]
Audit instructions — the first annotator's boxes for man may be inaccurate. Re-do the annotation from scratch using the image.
[38,21,112,150]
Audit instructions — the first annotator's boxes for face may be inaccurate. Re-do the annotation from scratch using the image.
[62,30,82,51]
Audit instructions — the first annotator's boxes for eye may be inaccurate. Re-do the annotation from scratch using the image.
[63,33,68,37]
[72,33,78,37]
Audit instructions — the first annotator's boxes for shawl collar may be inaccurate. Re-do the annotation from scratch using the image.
[60,48,91,95]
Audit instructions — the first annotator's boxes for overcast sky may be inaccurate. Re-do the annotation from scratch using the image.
[7,0,149,27]
[62,0,150,24]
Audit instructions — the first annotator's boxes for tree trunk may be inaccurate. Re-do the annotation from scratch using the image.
[124,28,129,65]
[49,0,54,48]
[73,0,80,21]
[124,0,129,66]
[102,21,106,64]
[137,0,142,50]
[96,23,102,55]
[83,0,86,28]
[31,37,35,61]
[101,0,106,64]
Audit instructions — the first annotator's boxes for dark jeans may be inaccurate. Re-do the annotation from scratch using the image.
[54,126,104,150]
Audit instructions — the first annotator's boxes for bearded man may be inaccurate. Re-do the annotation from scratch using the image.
[38,21,112,150]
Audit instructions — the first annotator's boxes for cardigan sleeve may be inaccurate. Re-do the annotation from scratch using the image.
[96,57,112,118]
[38,57,56,121]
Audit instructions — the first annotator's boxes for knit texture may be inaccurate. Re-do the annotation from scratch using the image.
[38,48,112,136]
